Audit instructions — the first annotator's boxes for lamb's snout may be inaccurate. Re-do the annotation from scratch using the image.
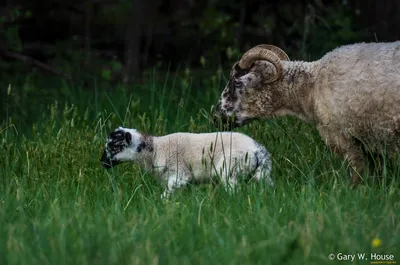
[100,150,121,169]
[100,150,112,168]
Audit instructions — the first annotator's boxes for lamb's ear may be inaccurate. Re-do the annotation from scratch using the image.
[125,132,132,145]
[136,141,145,152]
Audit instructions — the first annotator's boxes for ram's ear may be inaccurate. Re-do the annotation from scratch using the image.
[234,63,250,76]
[125,132,132,145]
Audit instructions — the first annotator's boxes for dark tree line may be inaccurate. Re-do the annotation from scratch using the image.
[1,0,399,83]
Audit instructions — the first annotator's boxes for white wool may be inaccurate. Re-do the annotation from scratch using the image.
[214,42,400,184]
[102,127,272,199]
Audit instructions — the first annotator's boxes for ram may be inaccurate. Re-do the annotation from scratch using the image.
[100,127,273,199]
[213,42,400,184]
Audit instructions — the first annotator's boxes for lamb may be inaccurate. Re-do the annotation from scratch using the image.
[100,127,273,199]
[213,42,400,184]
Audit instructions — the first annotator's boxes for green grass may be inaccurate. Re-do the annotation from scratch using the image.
[1,71,399,265]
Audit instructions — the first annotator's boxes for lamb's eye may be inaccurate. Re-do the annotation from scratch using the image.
[234,80,242,89]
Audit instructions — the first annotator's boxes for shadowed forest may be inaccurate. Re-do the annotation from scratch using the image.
[1,0,399,81]
[2,0,400,125]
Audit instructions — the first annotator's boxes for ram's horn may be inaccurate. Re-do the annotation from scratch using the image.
[238,47,283,83]
[254,44,290,61]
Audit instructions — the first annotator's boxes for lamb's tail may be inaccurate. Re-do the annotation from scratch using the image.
[253,143,274,187]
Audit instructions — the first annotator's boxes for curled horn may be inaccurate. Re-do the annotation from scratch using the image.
[238,47,283,83]
[254,44,290,61]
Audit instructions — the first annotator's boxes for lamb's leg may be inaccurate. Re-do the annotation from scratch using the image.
[161,173,190,200]
[253,165,274,187]
[220,169,238,193]
[318,128,366,185]
[252,153,274,187]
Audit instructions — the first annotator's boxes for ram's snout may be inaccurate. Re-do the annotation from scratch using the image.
[213,102,238,131]
[100,150,121,169]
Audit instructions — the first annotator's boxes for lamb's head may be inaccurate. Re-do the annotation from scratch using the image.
[100,127,144,169]
[213,44,289,130]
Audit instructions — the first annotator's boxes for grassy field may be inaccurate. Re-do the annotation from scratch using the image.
[1,71,399,265]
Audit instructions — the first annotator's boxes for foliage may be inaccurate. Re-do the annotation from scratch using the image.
[0,3,397,263]
[1,70,399,264]
[0,0,379,82]
[296,3,369,59]
[0,7,31,52]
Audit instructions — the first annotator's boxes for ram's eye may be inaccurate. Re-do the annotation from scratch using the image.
[234,80,242,89]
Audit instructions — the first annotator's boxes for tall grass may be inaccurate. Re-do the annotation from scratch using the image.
[0,70,399,265]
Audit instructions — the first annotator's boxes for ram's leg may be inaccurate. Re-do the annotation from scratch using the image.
[161,173,190,200]
[361,145,385,179]
[345,147,367,185]
[318,128,366,185]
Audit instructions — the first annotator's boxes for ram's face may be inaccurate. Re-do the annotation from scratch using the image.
[100,127,139,168]
[213,61,278,130]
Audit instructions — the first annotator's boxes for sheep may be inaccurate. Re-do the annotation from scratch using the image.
[213,42,400,184]
[100,127,273,199]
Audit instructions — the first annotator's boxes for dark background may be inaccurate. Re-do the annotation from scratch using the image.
[1,0,399,84]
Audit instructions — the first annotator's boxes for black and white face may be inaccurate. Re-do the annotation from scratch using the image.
[100,127,143,168]
[213,64,249,130]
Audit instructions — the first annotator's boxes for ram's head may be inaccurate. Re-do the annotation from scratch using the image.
[213,44,290,130]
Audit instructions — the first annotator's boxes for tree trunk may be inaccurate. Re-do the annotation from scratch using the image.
[84,0,93,66]
[236,0,246,49]
[123,0,142,83]
[142,24,153,68]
